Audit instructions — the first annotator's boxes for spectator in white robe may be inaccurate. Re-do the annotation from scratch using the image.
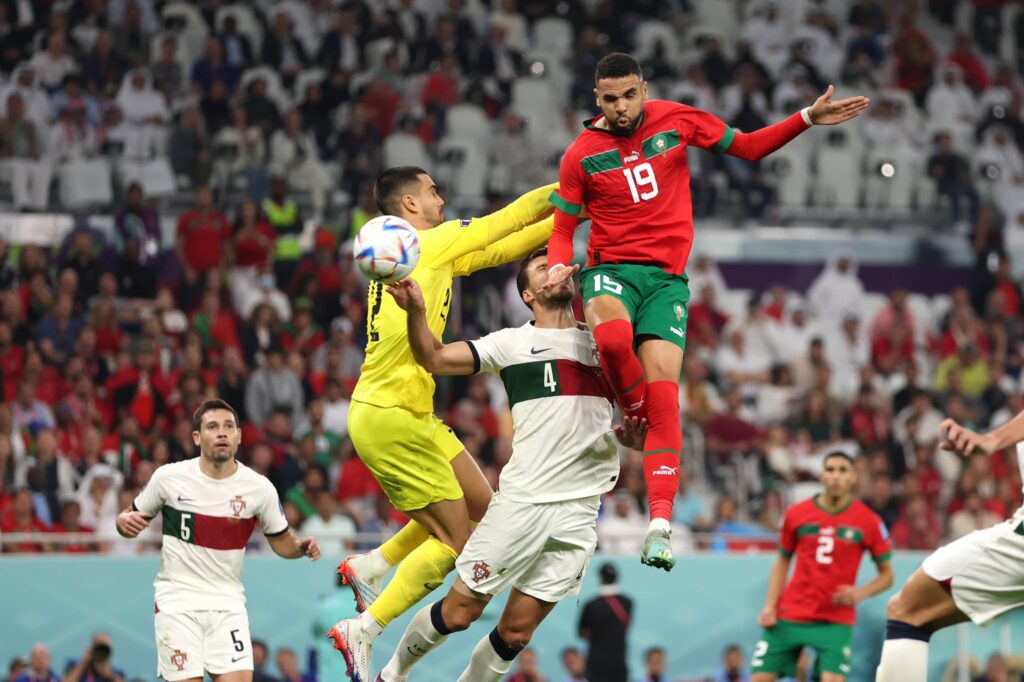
[807,252,865,321]
[112,69,175,196]
[0,64,52,130]
[47,99,112,208]
[268,107,332,218]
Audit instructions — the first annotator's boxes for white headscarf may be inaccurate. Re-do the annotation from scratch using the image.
[115,68,169,124]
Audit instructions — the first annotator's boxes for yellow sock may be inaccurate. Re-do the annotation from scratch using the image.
[367,537,457,627]
[379,520,431,566]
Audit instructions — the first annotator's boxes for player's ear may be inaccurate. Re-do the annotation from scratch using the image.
[641,80,648,98]
[192,430,201,447]
[522,288,535,309]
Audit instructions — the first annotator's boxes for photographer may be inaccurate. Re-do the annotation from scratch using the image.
[62,634,124,682]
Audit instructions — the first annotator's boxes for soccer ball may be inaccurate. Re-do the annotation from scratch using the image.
[352,216,421,283]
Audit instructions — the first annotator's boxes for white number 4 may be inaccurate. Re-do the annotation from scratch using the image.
[623,162,659,203]
[816,535,834,564]
[543,362,557,393]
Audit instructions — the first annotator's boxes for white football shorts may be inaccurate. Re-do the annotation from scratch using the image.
[922,519,1024,626]
[155,609,253,680]
[456,493,600,603]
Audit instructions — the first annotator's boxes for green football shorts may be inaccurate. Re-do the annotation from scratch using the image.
[751,619,854,678]
[579,263,691,351]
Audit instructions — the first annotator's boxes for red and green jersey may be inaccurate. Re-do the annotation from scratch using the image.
[549,99,732,276]
[776,496,892,626]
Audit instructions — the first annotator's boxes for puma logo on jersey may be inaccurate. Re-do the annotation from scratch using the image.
[652,465,678,476]
[624,151,640,163]
[669,326,684,337]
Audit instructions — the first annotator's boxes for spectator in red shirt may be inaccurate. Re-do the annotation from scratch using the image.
[890,493,942,550]
[0,320,26,390]
[175,185,232,307]
[1,489,50,553]
[192,289,241,356]
[420,52,461,114]
[687,284,730,350]
[840,383,890,449]
[705,386,767,461]
[290,229,346,325]
[947,32,990,92]
[48,499,95,553]
[761,284,788,321]
[230,198,277,312]
[279,299,325,355]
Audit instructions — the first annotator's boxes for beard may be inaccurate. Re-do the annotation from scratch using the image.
[536,285,574,309]
[206,445,235,463]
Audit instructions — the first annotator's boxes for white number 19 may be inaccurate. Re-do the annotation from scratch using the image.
[623,162,659,203]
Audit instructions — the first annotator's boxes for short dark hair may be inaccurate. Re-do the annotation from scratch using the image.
[598,562,618,585]
[192,399,240,432]
[823,450,854,466]
[645,647,665,660]
[515,247,548,309]
[374,166,428,215]
[595,52,643,83]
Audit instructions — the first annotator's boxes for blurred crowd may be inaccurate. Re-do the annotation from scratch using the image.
[2,0,1024,557]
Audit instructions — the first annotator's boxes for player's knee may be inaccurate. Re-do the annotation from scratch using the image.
[444,605,478,632]
[496,620,535,650]
[593,321,632,359]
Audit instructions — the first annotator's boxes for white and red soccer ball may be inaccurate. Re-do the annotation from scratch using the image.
[352,215,421,283]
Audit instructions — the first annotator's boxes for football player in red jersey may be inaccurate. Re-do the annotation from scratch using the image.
[544,53,869,570]
[751,452,893,682]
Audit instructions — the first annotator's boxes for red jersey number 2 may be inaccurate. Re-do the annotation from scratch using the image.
[623,162,659,203]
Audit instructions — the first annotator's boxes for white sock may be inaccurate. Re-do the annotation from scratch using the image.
[648,517,671,533]
[457,631,517,682]
[358,610,384,640]
[370,548,392,574]
[876,638,929,682]
[380,604,448,681]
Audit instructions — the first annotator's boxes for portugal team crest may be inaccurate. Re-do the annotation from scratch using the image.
[229,495,246,517]
[471,561,491,584]
[170,650,187,671]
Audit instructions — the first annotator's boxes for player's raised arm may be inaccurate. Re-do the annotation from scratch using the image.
[546,146,586,286]
[941,408,1024,455]
[387,279,476,375]
[705,86,869,162]
[420,182,557,266]
[452,218,554,276]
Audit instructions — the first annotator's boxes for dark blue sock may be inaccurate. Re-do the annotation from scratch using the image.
[886,619,932,642]
[430,600,452,636]
[488,628,519,662]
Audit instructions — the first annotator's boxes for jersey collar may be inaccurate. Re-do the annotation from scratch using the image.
[813,494,853,515]
[584,111,646,137]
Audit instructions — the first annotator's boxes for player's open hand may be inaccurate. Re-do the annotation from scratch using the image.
[613,416,648,450]
[540,263,580,292]
[116,509,151,538]
[832,584,859,606]
[299,536,321,561]
[758,607,777,628]
[386,278,425,312]
[938,418,995,456]
[808,85,870,125]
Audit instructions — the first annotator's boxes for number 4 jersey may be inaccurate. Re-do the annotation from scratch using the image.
[468,323,619,503]
[133,459,289,613]
[550,99,733,276]
[776,496,892,625]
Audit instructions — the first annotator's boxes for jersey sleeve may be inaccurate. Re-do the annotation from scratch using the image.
[548,146,585,268]
[257,478,290,537]
[419,183,557,268]
[467,328,516,375]
[866,514,893,563]
[778,507,798,558]
[451,218,553,277]
[132,465,167,518]
[672,103,733,154]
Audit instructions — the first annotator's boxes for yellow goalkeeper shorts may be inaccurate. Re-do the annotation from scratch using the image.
[347,399,466,512]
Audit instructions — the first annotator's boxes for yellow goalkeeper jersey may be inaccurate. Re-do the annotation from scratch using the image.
[351,183,557,414]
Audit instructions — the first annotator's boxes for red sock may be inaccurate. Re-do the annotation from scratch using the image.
[592,319,646,418]
[642,380,682,522]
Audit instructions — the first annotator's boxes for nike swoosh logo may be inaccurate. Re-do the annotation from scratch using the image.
[530,347,551,354]
[231,656,245,663]
[176,495,193,502]
[423,582,441,591]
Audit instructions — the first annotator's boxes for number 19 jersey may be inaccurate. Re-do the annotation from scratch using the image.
[551,99,731,276]
[776,496,892,626]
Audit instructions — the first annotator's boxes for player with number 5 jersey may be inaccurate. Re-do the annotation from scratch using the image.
[751,452,892,682]
[544,53,871,571]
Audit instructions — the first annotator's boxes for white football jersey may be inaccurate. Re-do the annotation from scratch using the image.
[469,322,619,503]
[133,458,288,613]
[1015,443,1024,523]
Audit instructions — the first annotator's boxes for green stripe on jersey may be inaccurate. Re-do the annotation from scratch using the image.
[549,190,582,215]
[795,523,820,537]
[873,551,892,563]
[641,130,680,159]
[500,360,565,408]
[163,505,196,544]
[710,126,736,155]
[162,505,258,550]
[836,525,864,544]
[581,149,623,175]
